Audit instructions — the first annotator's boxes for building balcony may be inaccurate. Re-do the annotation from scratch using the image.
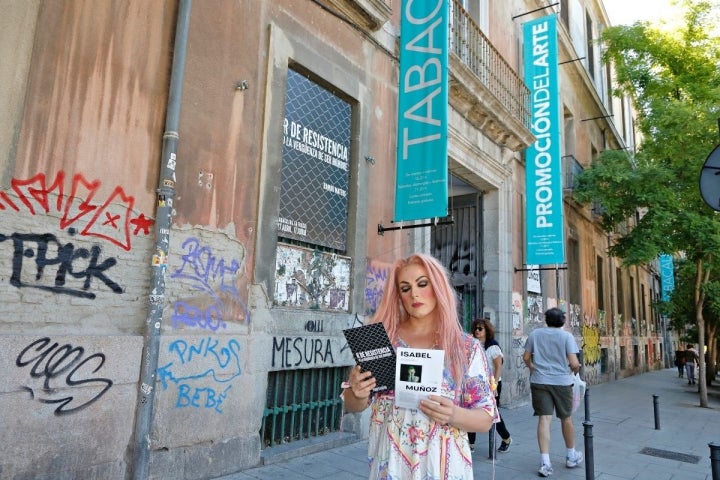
[563,154,584,192]
[448,0,533,152]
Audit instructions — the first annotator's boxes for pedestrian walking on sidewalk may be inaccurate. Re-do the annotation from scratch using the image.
[468,317,513,453]
[674,349,686,377]
[685,344,699,385]
[523,308,583,477]
[342,253,499,479]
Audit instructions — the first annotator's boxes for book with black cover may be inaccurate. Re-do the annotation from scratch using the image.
[342,323,396,393]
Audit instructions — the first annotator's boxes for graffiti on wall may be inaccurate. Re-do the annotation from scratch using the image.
[170,237,250,330]
[509,336,530,399]
[0,232,123,299]
[364,260,391,316]
[0,172,154,251]
[271,336,336,368]
[527,294,543,323]
[274,244,351,311]
[567,303,582,330]
[511,292,523,335]
[157,336,241,413]
[581,324,601,367]
[16,337,113,415]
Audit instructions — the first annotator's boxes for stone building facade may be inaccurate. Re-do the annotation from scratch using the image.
[0,0,672,478]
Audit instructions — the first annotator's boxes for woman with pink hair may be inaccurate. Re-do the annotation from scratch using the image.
[343,253,498,479]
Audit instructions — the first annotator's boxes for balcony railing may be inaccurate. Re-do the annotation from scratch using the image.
[563,154,584,191]
[449,1,530,130]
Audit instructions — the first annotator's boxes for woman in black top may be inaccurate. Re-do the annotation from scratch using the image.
[468,317,512,452]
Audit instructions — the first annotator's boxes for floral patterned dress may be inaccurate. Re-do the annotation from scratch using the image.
[366,334,498,480]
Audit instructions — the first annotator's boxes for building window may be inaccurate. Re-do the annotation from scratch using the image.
[279,68,351,252]
[586,11,595,79]
[568,238,581,306]
[261,367,346,448]
[273,68,354,312]
[605,62,613,115]
[560,0,569,28]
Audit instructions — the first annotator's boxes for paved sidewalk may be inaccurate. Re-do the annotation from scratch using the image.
[217,369,720,479]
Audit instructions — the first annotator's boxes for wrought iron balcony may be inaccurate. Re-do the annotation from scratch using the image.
[448,0,533,151]
[563,154,584,191]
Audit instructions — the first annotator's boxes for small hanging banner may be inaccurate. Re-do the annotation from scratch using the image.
[523,14,565,265]
[394,0,449,222]
[659,254,675,301]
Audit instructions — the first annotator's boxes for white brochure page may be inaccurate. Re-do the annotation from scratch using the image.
[394,347,445,409]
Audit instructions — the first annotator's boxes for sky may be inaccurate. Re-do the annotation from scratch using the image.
[602,0,680,26]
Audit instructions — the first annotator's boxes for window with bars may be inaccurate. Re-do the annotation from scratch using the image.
[261,366,347,448]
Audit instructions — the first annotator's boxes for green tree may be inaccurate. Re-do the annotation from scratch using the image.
[574,0,720,406]
[659,258,719,386]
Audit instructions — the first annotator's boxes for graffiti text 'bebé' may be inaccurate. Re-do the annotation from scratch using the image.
[157,337,242,413]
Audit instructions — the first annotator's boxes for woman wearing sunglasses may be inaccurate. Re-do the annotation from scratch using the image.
[468,317,513,453]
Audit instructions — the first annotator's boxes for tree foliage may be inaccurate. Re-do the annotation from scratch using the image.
[574,0,720,404]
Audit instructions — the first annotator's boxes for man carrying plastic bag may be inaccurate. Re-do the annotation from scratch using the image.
[523,308,584,477]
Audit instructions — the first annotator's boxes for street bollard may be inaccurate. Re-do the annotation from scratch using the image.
[710,442,720,480]
[652,394,660,430]
[583,420,595,480]
[584,384,591,422]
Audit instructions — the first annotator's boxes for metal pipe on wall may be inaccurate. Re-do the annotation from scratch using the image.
[131,1,192,478]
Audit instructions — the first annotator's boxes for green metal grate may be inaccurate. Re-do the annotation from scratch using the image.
[261,366,347,448]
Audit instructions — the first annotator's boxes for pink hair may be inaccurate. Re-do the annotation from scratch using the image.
[370,253,467,384]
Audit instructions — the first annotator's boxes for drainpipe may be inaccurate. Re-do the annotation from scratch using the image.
[131,1,192,478]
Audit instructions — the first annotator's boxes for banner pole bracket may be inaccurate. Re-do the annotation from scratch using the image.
[378,217,454,236]
[514,264,568,272]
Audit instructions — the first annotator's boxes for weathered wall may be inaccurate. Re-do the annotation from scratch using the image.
[0,1,174,479]
[1,0,400,478]
[0,0,664,479]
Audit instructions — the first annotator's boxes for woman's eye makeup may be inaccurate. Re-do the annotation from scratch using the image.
[399,277,430,294]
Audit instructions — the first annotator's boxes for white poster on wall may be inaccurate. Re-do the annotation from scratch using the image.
[527,265,541,293]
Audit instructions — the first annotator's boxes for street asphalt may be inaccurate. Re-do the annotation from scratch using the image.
[215,368,720,479]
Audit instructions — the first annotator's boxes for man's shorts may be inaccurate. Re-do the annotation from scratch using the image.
[530,383,573,419]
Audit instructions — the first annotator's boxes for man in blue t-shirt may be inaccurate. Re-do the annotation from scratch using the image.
[523,308,583,477]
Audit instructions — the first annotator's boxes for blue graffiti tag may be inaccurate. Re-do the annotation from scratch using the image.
[170,237,250,329]
[157,337,241,413]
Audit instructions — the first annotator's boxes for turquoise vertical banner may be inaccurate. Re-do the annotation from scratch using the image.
[394,0,449,222]
[523,14,565,265]
[659,254,675,301]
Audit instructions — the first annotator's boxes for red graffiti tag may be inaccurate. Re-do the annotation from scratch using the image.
[1,172,154,251]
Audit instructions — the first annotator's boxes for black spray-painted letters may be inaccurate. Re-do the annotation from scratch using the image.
[16,337,113,416]
[0,232,123,298]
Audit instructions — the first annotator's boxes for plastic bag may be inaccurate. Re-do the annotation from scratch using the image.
[571,373,586,413]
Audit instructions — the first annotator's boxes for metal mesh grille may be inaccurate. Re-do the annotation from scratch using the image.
[280,69,351,251]
[261,366,346,448]
[431,194,481,330]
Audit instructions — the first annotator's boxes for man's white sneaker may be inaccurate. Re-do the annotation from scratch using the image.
[538,464,554,477]
[566,451,584,468]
